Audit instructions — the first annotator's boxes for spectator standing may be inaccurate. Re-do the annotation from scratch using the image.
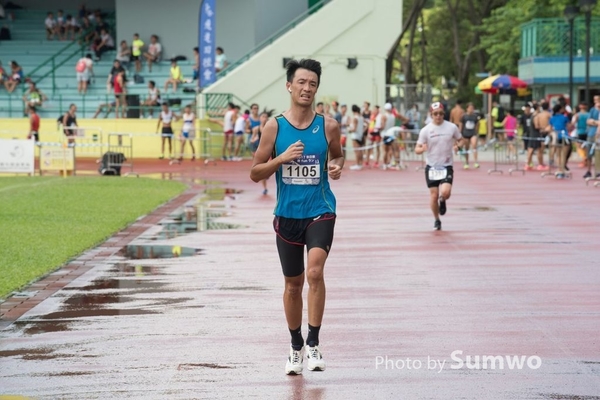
[503,110,518,159]
[406,104,421,131]
[157,103,178,159]
[4,61,23,93]
[164,59,183,93]
[192,47,199,81]
[75,53,94,95]
[28,106,41,142]
[45,12,57,40]
[95,28,115,61]
[449,100,465,126]
[215,47,227,73]
[22,81,47,114]
[113,69,127,119]
[178,105,197,162]
[131,33,144,73]
[62,104,78,145]
[143,35,162,72]
[491,100,505,141]
[106,59,125,93]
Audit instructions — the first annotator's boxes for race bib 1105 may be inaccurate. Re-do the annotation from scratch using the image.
[282,154,321,185]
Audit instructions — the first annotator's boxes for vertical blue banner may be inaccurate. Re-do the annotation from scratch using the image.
[199,0,216,88]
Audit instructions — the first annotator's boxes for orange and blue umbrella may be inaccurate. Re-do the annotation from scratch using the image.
[477,74,528,94]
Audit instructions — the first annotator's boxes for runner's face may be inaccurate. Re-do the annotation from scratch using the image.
[288,68,318,107]
[467,105,474,113]
[431,110,444,124]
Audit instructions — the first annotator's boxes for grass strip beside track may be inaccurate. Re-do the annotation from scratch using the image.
[0,176,187,299]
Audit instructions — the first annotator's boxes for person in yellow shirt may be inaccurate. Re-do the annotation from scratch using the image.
[164,59,183,93]
[131,33,144,73]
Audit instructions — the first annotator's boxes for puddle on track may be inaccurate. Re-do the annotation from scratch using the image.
[8,262,195,336]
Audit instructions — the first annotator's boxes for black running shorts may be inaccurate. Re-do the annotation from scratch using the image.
[425,165,454,188]
[273,213,336,277]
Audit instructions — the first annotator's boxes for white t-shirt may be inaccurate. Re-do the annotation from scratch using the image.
[102,33,115,48]
[215,53,227,69]
[161,110,173,124]
[149,43,162,56]
[417,120,462,167]
[223,110,235,132]
[234,116,246,133]
[45,17,56,29]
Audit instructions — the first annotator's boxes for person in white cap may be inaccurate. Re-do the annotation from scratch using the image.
[415,102,462,230]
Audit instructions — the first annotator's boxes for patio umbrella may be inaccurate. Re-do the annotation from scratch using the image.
[477,74,528,94]
[474,85,531,97]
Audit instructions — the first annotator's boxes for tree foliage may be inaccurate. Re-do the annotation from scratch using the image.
[390,0,599,103]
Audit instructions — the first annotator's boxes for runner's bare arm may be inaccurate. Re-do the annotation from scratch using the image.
[415,143,427,154]
[250,126,259,143]
[325,117,344,180]
[250,118,304,182]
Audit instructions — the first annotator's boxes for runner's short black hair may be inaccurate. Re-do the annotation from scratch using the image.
[285,59,321,87]
[352,105,360,113]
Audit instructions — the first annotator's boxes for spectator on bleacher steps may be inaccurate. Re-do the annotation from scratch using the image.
[75,53,94,95]
[106,59,125,94]
[144,35,162,72]
[45,12,57,40]
[22,82,47,115]
[141,80,161,119]
[164,59,183,93]
[113,70,127,119]
[215,47,227,73]
[95,28,115,61]
[132,33,144,73]
[192,47,199,81]
[4,61,23,93]
[117,40,131,70]
[66,14,81,41]
[56,9,66,40]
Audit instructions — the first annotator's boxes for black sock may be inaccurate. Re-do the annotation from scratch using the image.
[306,324,321,347]
[289,326,303,350]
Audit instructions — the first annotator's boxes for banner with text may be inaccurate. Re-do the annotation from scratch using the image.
[0,138,34,174]
[199,0,216,88]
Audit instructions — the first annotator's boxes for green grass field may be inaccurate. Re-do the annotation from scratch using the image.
[0,176,186,299]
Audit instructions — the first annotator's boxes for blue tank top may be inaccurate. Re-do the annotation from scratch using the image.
[577,112,589,134]
[249,116,260,130]
[273,114,336,218]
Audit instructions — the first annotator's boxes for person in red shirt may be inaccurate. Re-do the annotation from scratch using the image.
[27,106,40,142]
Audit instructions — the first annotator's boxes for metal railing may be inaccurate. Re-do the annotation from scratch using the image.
[521,17,600,58]
[0,93,196,118]
[216,0,332,79]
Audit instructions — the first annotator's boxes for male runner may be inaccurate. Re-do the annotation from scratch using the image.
[415,102,462,231]
[250,59,343,375]
[458,102,480,169]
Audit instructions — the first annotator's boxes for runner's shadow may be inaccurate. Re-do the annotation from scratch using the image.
[287,375,326,400]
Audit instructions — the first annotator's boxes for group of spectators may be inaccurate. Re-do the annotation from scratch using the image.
[0,59,24,93]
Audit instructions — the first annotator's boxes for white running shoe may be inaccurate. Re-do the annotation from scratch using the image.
[285,346,303,375]
[306,345,326,371]
[349,165,363,170]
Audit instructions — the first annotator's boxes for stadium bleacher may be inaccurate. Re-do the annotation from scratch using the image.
[0,9,197,118]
